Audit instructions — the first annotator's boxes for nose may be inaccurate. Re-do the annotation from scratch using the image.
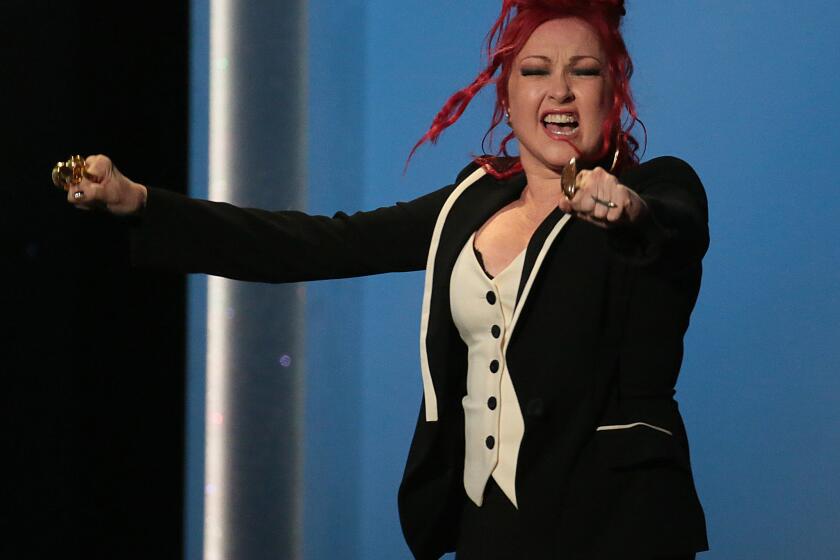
[548,73,574,103]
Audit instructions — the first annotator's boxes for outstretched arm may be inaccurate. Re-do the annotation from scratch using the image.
[556,156,709,268]
[67,154,457,283]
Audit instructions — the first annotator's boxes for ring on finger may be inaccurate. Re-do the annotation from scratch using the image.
[591,195,617,209]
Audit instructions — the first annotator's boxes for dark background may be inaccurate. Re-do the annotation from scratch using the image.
[4,1,189,557]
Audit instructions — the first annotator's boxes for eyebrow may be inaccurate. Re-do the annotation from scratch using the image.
[519,54,603,64]
[570,55,603,64]
[520,55,552,63]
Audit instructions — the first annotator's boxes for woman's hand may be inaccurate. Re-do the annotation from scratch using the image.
[66,154,148,215]
[557,166,647,228]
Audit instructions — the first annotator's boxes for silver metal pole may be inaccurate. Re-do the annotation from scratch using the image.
[205,1,307,558]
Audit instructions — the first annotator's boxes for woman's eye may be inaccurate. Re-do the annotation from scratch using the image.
[572,67,602,77]
[521,67,549,76]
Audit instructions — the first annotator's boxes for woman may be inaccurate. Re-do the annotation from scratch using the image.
[64,0,709,558]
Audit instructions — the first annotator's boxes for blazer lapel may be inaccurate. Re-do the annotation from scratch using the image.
[419,168,525,421]
[435,172,527,281]
[505,208,573,353]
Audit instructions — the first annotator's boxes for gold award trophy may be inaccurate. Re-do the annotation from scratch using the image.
[52,155,99,190]
[562,157,578,200]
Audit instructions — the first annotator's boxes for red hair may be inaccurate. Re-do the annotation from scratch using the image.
[409,0,643,179]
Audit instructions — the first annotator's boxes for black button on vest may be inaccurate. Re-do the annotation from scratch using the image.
[485,435,495,450]
[485,291,496,305]
[491,324,501,338]
[487,396,497,410]
[489,360,499,373]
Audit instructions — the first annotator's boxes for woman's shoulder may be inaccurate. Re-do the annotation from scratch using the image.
[622,156,701,185]
[620,155,705,198]
[454,156,521,185]
[454,160,484,184]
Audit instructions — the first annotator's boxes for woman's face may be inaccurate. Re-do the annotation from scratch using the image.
[506,18,611,175]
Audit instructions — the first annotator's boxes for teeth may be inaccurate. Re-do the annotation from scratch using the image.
[543,113,577,124]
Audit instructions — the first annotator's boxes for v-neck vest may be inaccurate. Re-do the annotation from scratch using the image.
[449,232,526,508]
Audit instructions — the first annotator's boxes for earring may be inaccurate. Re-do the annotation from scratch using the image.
[504,109,511,124]
[609,145,620,173]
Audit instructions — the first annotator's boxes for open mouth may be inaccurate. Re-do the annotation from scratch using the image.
[542,112,579,137]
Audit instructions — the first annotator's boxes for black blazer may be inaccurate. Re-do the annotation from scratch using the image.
[131,156,710,559]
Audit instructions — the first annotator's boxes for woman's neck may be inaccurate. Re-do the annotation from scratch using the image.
[519,167,566,222]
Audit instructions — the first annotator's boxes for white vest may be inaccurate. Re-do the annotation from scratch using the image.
[449,232,526,508]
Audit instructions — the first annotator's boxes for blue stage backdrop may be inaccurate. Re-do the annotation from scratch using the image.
[190,1,840,558]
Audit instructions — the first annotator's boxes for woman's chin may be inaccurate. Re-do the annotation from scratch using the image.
[526,155,577,176]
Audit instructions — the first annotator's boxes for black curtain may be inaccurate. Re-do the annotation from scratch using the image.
[3,1,189,557]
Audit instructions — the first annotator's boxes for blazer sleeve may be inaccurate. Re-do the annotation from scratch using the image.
[613,158,709,414]
[129,182,458,283]
[609,156,710,268]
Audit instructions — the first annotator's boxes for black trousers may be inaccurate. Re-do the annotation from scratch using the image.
[455,478,696,559]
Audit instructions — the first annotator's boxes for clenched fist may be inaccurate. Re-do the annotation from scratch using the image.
[66,155,148,216]
[558,166,647,228]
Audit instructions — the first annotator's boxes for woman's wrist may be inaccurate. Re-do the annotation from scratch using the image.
[135,183,148,210]
[625,188,649,224]
[113,182,148,216]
